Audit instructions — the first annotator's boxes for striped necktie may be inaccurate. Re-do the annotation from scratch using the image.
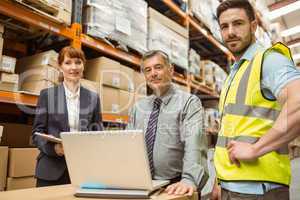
[145,98,162,177]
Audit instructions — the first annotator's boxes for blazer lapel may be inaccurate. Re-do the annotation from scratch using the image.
[57,84,70,132]
[79,86,90,131]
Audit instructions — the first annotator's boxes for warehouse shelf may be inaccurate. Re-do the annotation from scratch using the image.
[0,0,223,124]
[161,0,235,61]
[0,91,129,123]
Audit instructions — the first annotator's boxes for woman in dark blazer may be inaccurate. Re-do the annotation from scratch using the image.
[32,46,103,187]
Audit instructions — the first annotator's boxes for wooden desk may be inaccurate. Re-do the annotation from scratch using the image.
[0,184,198,200]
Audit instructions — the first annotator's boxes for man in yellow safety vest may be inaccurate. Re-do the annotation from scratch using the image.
[212,0,300,199]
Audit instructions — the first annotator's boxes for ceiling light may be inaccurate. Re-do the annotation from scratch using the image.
[267,1,300,20]
[281,25,300,37]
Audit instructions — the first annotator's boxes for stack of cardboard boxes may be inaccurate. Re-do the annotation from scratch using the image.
[6,148,38,190]
[84,57,147,116]
[148,8,189,70]
[0,125,8,191]
[0,123,39,191]
[16,50,60,95]
[83,0,148,54]
[0,24,19,93]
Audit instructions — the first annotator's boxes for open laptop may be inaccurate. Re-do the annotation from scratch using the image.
[61,130,169,198]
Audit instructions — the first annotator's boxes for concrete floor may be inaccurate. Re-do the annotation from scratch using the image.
[290,157,300,200]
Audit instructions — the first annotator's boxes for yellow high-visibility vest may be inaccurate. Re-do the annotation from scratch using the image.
[214,43,292,185]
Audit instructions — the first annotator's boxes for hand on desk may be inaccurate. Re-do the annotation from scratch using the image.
[165,181,196,196]
[54,143,64,156]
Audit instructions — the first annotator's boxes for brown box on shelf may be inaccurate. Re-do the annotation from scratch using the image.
[0,123,33,148]
[0,125,3,142]
[16,50,59,72]
[8,148,39,178]
[80,79,100,94]
[20,80,55,95]
[148,8,188,38]
[6,177,36,191]
[19,65,60,85]
[119,90,134,116]
[0,55,17,74]
[0,37,3,64]
[0,82,18,92]
[119,64,135,92]
[85,57,121,89]
[0,23,4,34]
[148,8,189,69]
[0,73,19,84]
[0,73,19,92]
[0,146,8,191]
[133,71,147,95]
[100,85,120,114]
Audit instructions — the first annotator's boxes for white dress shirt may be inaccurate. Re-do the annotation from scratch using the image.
[63,83,80,132]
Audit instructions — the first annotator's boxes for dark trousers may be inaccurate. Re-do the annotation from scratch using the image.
[36,169,71,187]
[221,187,289,200]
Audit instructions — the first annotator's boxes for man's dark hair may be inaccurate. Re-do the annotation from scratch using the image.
[217,0,256,22]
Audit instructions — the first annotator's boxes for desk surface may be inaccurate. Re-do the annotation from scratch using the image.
[0,184,198,200]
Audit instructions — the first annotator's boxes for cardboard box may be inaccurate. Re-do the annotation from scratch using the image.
[0,37,3,64]
[119,64,135,92]
[0,56,17,74]
[80,79,100,94]
[19,65,60,85]
[85,57,121,88]
[133,71,147,95]
[148,8,188,38]
[0,146,8,191]
[0,23,4,34]
[20,80,55,95]
[8,148,39,178]
[6,177,36,191]
[100,86,120,114]
[0,82,18,92]
[0,73,19,84]
[0,123,33,148]
[148,8,189,69]
[119,90,134,116]
[16,50,58,73]
[0,73,19,92]
[0,125,3,142]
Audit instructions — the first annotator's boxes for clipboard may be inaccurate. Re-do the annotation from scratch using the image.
[35,132,62,143]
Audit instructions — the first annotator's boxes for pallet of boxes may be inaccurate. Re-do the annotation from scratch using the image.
[12,0,72,25]
[82,57,147,122]
[0,123,39,191]
[0,24,18,93]
[16,50,61,95]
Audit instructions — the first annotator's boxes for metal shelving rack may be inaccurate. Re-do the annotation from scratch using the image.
[0,0,233,123]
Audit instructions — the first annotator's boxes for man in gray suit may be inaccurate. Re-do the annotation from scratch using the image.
[127,50,208,196]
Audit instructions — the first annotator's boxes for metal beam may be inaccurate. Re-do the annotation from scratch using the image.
[268,0,298,11]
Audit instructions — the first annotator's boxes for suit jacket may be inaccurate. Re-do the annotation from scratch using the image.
[32,84,103,181]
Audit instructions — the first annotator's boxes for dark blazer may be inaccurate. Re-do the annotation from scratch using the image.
[32,84,103,181]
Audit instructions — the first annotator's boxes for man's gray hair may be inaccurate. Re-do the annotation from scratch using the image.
[141,50,171,69]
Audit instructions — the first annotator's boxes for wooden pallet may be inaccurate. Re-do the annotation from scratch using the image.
[14,0,71,25]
